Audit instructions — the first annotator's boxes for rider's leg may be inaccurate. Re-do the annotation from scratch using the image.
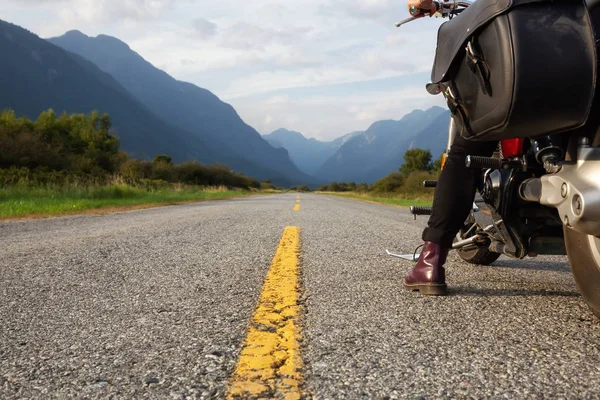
[424,136,499,247]
[404,135,498,295]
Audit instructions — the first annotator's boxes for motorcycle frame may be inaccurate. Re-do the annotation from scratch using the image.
[447,0,600,259]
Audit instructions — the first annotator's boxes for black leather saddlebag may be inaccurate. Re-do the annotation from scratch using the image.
[432,0,597,140]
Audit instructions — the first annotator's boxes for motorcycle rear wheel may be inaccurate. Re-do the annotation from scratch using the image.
[454,224,501,266]
[564,227,600,318]
[456,243,501,266]
[456,244,501,266]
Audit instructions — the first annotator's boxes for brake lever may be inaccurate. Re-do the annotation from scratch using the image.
[395,16,420,27]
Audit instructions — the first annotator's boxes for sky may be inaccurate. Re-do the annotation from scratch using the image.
[2,0,447,141]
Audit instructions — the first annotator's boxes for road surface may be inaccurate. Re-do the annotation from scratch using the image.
[1,193,599,399]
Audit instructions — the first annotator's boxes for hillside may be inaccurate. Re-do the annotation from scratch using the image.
[316,107,450,183]
[49,30,315,186]
[263,129,361,175]
[0,20,215,164]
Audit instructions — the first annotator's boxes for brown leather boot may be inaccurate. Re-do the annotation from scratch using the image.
[404,241,450,296]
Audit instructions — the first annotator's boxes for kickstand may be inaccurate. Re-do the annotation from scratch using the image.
[386,244,423,262]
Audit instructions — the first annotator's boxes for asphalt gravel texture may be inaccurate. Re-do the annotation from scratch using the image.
[1,193,600,399]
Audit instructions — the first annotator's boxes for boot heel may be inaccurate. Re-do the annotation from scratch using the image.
[419,284,448,296]
[405,283,448,296]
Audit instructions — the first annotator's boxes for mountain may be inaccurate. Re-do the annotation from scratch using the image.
[263,129,361,175]
[410,111,452,156]
[316,107,450,183]
[0,20,215,163]
[48,30,315,186]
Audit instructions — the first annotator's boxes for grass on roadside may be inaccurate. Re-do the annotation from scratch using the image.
[317,191,433,208]
[0,184,259,219]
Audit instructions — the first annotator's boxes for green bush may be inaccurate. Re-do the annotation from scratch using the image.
[0,109,261,190]
[0,166,104,187]
[400,149,433,177]
[260,180,278,190]
[369,172,404,194]
[318,182,357,192]
[355,183,369,193]
[120,159,152,183]
[401,171,439,198]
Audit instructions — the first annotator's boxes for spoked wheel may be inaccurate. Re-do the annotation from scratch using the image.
[454,223,501,266]
[564,227,600,318]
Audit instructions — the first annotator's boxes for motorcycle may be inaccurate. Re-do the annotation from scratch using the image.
[397,0,600,318]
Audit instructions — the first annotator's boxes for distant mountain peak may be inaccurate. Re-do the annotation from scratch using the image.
[268,128,306,140]
[95,34,131,50]
[63,30,87,38]
[49,31,131,51]
[429,105,446,112]
[400,106,445,121]
[403,108,426,116]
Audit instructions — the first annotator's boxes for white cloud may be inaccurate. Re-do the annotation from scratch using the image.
[191,17,217,39]
[219,22,313,50]
[56,0,176,24]
[320,0,400,23]
[265,95,289,106]
[264,114,274,126]
[234,85,447,140]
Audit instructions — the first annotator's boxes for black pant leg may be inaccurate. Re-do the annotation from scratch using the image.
[422,135,498,248]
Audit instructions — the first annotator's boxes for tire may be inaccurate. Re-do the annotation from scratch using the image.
[562,131,600,319]
[564,227,600,318]
[456,244,501,265]
[454,224,501,266]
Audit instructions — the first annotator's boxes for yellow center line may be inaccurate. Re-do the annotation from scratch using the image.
[226,227,303,399]
[293,204,301,211]
[296,200,300,203]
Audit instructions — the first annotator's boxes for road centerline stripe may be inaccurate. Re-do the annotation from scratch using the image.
[293,204,301,211]
[226,226,303,399]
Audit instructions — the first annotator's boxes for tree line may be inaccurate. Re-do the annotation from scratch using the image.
[315,149,442,196]
[0,109,261,189]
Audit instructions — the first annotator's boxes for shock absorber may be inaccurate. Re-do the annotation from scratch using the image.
[533,136,564,173]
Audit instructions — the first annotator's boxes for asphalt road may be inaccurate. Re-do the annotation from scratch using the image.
[1,193,600,399]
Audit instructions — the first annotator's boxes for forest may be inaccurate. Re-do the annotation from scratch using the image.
[0,109,261,190]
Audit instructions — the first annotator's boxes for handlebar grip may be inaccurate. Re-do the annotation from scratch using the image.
[408,0,438,16]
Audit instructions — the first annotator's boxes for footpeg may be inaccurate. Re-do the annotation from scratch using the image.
[423,180,438,188]
[465,156,503,170]
[410,206,433,220]
[465,155,525,171]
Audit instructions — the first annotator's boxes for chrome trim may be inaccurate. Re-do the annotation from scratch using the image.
[447,116,457,153]
[537,141,600,236]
